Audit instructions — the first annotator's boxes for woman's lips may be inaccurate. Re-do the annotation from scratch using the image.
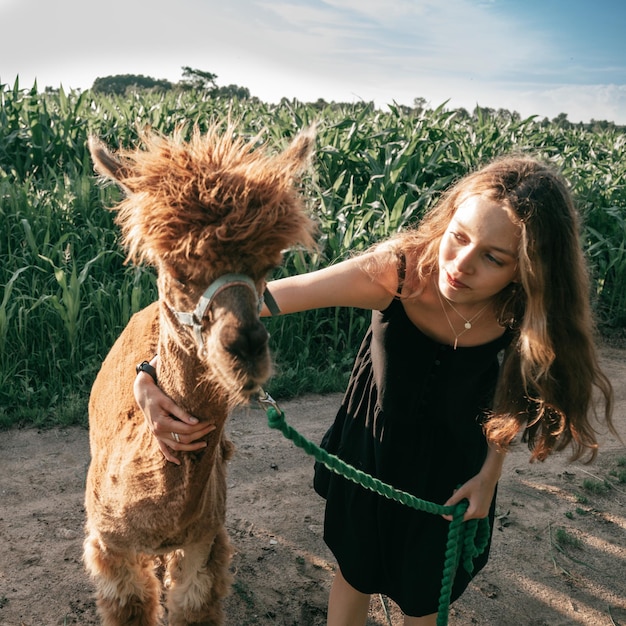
[446,271,468,289]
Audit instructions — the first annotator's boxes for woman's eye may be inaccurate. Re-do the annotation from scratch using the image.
[486,254,504,266]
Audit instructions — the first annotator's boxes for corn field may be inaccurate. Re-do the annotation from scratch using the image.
[1,81,625,427]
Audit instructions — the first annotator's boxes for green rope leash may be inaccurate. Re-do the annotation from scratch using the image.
[256,390,490,626]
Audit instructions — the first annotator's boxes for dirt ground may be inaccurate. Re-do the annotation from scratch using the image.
[0,346,625,626]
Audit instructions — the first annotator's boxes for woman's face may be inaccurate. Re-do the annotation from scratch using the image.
[438,193,520,304]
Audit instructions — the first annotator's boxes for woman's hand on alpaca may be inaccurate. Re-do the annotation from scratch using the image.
[134,369,214,465]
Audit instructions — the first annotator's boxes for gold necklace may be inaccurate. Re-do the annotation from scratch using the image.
[445,296,491,330]
[435,281,491,349]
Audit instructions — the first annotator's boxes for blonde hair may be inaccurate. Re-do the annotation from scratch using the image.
[380,155,615,462]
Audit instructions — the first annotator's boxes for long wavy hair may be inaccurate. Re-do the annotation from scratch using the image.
[378,155,615,462]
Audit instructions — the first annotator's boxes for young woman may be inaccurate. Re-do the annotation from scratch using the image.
[134,155,615,625]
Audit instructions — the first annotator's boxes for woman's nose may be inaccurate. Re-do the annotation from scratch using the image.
[454,247,475,274]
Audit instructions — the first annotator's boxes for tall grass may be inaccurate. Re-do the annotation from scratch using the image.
[1,81,625,427]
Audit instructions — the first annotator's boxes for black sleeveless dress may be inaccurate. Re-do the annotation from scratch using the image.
[314,297,512,617]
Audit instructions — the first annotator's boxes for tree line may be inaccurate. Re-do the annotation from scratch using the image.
[43,66,624,139]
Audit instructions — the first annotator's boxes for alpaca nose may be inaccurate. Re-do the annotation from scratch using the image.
[225,322,269,361]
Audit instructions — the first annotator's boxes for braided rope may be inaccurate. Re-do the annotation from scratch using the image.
[259,396,490,626]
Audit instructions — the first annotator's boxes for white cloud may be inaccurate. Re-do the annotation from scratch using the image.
[512,83,626,123]
[255,0,553,82]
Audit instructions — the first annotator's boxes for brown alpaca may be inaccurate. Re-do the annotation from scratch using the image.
[83,124,316,626]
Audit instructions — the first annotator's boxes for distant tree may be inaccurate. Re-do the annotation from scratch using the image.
[179,67,218,92]
[309,98,329,111]
[393,103,414,116]
[473,105,496,119]
[496,108,521,122]
[453,107,471,120]
[92,74,172,95]
[90,67,258,103]
[413,97,427,115]
[213,84,251,99]
[552,112,570,128]
[589,119,614,132]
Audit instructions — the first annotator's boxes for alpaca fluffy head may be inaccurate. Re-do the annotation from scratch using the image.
[88,123,318,285]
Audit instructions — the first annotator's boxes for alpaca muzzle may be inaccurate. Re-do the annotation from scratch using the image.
[165,273,264,349]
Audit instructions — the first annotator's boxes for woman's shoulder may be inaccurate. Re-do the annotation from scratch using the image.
[356,243,407,303]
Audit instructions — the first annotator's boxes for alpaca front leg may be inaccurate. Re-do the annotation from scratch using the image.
[166,527,234,626]
[84,530,162,626]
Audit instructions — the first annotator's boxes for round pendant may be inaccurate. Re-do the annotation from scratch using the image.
[464,322,472,330]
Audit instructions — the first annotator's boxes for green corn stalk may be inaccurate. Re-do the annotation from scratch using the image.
[0,267,29,354]
[38,248,110,361]
[1,84,625,422]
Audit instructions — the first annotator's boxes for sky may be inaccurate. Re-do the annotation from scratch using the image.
[1,0,625,125]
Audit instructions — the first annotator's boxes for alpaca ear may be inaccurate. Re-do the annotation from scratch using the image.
[280,124,317,175]
[88,136,131,188]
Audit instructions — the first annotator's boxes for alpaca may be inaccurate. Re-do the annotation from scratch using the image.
[83,124,316,626]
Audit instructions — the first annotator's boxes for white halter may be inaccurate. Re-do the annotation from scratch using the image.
[165,273,262,348]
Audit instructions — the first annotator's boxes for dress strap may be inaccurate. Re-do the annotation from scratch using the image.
[395,252,406,297]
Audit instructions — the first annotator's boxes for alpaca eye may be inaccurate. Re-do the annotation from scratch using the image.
[168,267,189,286]
[170,274,188,288]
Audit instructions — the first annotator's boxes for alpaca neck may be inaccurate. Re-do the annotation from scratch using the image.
[157,308,230,424]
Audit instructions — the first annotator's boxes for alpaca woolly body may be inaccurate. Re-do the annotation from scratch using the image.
[86,303,233,551]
